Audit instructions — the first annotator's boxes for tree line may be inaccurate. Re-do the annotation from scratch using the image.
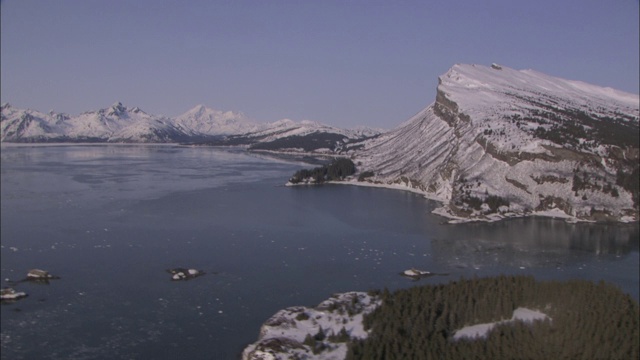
[289,158,356,184]
[346,275,639,360]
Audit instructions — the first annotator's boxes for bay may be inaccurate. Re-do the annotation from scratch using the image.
[1,144,638,359]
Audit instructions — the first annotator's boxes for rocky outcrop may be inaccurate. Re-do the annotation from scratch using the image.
[0,288,28,303]
[242,292,380,360]
[167,268,204,281]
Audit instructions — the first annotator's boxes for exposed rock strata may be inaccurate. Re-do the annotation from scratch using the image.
[350,64,639,223]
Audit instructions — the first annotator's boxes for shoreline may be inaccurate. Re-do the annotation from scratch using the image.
[291,178,639,225]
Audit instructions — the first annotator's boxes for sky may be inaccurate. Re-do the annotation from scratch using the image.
[1,0,638,129]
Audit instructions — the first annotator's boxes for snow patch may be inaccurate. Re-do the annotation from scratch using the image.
[453,307,550,340]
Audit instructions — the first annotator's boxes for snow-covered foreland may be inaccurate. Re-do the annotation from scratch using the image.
[348,63,639,223]
[453,307,550,340]
[242,292,380,360]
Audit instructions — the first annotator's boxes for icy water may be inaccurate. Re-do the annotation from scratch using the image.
[1,144,638,360]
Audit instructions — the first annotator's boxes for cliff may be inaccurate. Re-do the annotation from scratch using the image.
[350,64,639,222]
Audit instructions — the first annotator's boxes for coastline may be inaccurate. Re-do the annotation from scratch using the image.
[289,178,639,225]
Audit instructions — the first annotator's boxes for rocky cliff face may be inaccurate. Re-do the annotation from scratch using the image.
[351,64,639,222]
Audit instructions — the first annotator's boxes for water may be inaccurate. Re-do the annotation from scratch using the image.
[1,144,638,359]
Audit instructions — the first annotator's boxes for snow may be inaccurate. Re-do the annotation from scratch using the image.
[0,288,27,301]
[247,118,374,144]
[453,307,550,340]
[2,102,381,144]
[443,64,638,115]
[532,208,575,219]
[403,269,430,277]
[242,292,380,360]
[173,104,259,136]
[350,63,638,223]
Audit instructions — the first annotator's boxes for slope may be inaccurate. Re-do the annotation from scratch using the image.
[351,63,639,222]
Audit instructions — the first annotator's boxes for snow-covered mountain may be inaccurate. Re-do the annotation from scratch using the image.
[202,118,382,154]
[0,103,60,142]
[1,102,185,143]
[350,63,639,222]
[173,105,260,136]
[1,102,381,145]
[64,102,185,142]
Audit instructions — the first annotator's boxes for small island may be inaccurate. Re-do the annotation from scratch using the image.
[399,268,449,280]
[26,268,60,281]
[0,288,28,303]
[167,268,204,281]
[3,268,61,286]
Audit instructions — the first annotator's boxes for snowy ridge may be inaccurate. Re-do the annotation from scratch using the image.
[242,292,380,360]
[0,103,59,141]
[1,102,184,143]
[244,118,378,143]
[248,119,341,141]
[1,103,381,145]
[209,118,382,155]
[351,63,639,223]
[173,104,260,136]
[63,102,184,142]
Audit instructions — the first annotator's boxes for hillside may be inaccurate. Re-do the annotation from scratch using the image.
[201,119,381,154]
[349,64,639,223]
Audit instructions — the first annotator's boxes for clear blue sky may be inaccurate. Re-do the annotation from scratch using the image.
[1,0,638,128]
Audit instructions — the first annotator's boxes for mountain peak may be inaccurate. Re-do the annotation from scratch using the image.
[173,105,257,136]
[189,104,208,113]
[107,101,127,116]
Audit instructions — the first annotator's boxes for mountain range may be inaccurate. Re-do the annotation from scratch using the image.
[0,102,380,150]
